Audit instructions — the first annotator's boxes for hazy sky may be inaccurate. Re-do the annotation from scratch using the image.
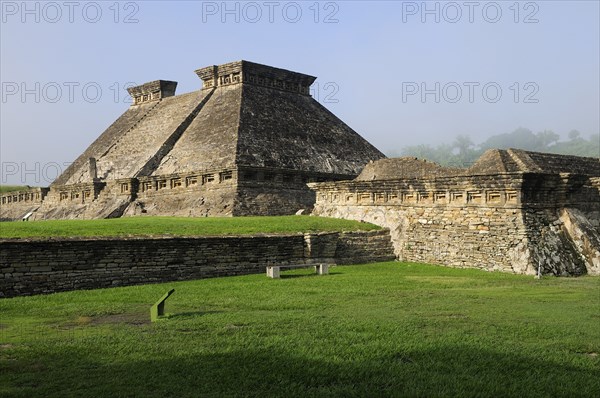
[1,0,599,185]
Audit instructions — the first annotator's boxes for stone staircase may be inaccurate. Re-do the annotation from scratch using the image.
[99,99,163,158]
[135,88,216,177]
[55,103,157,185]
[96,91,204,180]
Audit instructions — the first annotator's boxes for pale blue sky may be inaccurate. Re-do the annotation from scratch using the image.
[1,0,599,185]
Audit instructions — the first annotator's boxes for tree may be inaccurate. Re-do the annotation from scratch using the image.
[568,129,581,141]
[536,130,560,150]
[395,128,598,166]
[480,128,537,150]
[452,135,474,157]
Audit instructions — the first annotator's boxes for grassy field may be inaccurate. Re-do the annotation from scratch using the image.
[0,216,379,239]
[0,186,30,194]
[0,262,598,397]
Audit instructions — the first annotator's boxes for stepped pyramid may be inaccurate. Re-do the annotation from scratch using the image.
[22,61,385,219]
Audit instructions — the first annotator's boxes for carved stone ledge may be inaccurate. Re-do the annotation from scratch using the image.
[195,60,316,95]
[127,80,178,105]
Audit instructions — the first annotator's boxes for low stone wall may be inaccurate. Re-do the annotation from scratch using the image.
[314,203,530,273]
[335,230,396,265]
[310,173,600,276]
[0,230,394,298]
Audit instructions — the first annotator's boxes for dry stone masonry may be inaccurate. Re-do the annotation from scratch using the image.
[1,60,599,278]
[0,231,395,297]
[309,149,600,276]
[0,60,384,221]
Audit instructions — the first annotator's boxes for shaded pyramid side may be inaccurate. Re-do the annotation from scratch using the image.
[236,83,385,174]
[469,149,600,176]
[508,149,600,176]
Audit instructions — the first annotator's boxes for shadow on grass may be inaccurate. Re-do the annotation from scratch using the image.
[166,310,223,320]
[279,272,343,279]
[280,274,318,279]
[3,345,598,397]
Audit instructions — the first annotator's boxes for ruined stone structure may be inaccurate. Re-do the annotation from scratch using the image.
[1,60,599,278]
[0,61,384,220]
[310,149,600,276]
[0,187,49,221]
[0,230,395,297]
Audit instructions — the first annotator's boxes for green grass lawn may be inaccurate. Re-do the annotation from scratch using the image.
[0,262,598,397]
[0,186,31,194]
[0,216,379,239]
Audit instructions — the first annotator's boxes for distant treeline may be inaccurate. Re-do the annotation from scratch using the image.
[390,128,600,168]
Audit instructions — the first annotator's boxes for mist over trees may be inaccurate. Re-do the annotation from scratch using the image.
[391,128,600,168]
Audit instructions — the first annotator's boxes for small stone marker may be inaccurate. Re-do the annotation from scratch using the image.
[150,289,175,322]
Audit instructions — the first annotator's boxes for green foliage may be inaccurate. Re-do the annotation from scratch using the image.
[1,263,598,397]
[0,186,31,194]
[479,128,559,152]
[0,216,379,239]
[396,128,600,167]
[550,133,600,157]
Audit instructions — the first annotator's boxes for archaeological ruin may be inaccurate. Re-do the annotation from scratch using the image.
[309,149,600,276]
[1,60,599,278]
[0,61,385,221]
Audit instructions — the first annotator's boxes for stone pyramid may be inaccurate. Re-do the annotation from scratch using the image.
[27,61,385,219]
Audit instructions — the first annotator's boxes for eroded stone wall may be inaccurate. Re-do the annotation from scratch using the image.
[32,180,131,220]
[0,230,394,297]
[0,188,49,221]
[314,203,530,273]
[334,230,397,265]
[0,166,357,220]
[310,172,600,276]
[233,166,350,216]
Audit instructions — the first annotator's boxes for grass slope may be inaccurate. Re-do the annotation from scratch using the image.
[0,262,598,397]
[0,216,379,239]
[0,186,31,194]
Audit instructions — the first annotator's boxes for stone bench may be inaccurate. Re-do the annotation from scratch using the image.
[266,263,331,278]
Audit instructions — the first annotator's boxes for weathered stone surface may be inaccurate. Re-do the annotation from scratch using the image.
[357,158,462,180]
[127,80,178,105]
[237,82,383,174]
[357,149,600,180]
[470,148,600,175]
[0,230,394,297]
[309,153,600,276]
[2,60,598,280]
[1,60,384,220]
[53,102,156,186]
[0,187,48,221]
[559,208,600,275]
